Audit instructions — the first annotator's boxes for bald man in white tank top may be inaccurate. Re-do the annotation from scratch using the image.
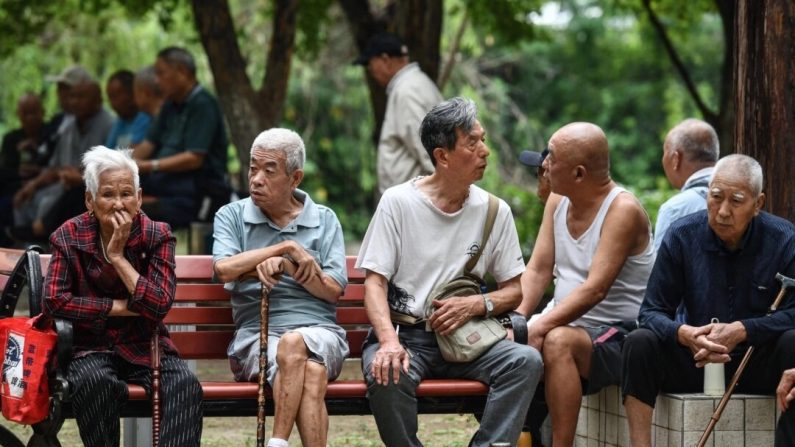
[516,122,655,446]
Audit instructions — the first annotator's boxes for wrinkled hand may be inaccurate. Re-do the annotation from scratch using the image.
[106,210,133,262]
[427,295,478,336]
[256,257,285,292]
[704,321,746,353]
[679,324,730,367]
[370,340,410,385]
[777,368,795,412]
[285,242,321,284]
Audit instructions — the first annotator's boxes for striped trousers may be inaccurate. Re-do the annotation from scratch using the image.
[67,352,203,447]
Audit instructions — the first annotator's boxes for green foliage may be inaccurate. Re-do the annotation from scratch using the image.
[0,0,727,250]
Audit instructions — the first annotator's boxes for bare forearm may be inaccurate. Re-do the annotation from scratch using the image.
[364,276,399,345]
[282,261,342,303]
[517,267,553,316]
[215,241,294,282]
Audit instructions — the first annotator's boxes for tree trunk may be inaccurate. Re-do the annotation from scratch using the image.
[340,0,443,145]
[734,0,795,221]
[191,0,299,190]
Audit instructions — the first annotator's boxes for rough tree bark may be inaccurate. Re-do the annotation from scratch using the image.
[191,0,299,189]
[734,0,794,221]
[339,0,443,145]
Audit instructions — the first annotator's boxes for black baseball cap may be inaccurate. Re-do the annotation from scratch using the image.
[519,148,549,167]
[353,32,409,65]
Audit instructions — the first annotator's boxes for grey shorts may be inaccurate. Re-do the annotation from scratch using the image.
[229,323,350,385]
[582,322,635,395]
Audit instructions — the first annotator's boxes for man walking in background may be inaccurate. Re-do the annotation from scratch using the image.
[354,32,443,194]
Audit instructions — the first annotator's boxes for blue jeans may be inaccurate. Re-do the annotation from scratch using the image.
[362,326,543,447]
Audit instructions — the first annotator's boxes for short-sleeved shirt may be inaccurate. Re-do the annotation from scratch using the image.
[213,190,347,335]
[105,112,152,149]
[356,179,525,320]
[146,85,228,196]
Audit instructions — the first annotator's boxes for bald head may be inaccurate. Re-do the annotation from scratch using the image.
[664,119,719,164]
[549,122,610,180]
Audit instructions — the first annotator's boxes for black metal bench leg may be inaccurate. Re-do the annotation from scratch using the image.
[0,425,24,447]
[26,402,64,447]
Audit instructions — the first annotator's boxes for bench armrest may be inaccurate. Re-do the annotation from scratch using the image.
[51,318,73,402]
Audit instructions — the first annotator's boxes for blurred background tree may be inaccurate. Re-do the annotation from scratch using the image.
[0,0,758,249]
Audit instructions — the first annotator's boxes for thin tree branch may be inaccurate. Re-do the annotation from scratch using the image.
[642,0,718,123]
[437,8,468,90]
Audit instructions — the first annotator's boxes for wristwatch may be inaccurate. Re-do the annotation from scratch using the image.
[482,293,494,318]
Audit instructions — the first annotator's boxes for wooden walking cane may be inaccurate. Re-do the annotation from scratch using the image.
[697,272,795,447]
[257,284,270,447]
[151,326,161,447]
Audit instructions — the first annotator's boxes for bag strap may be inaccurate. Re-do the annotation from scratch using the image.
[464,194,499,274]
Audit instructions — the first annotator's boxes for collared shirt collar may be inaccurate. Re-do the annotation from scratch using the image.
[681,166,714,191]
[703,213,756,254]
[386,62,420,96]
[242,189,320,231]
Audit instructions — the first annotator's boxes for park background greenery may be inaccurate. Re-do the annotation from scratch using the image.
[0,0,727,254]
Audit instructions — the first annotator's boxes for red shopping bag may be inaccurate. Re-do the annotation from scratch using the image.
[0,314,56,424]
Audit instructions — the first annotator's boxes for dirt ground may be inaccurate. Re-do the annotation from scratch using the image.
[0,359,479,446]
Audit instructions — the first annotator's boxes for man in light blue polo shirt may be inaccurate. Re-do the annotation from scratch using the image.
[212,128,348,447]
[654,118,719,251]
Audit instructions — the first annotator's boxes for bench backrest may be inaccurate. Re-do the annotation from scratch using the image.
[0,249,369,359]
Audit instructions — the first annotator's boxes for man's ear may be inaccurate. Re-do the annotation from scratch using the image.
[754,192,766,215]
[291,169,304,189]
[432,147,447,167]
[672,150,682,170]
[574,165,585,179]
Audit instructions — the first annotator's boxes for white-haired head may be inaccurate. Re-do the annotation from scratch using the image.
[250,128,306,174]
[82,146,140,199]
[712,154,764,197]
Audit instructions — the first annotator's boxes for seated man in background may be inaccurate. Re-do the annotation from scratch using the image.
[357,97,542,446]
[655,118,719,251]
[133,65,164,120]
[0,93,53,244]
[622,154,795,447]
[105,69,151,149]
[12,67,113,241]
[213,128,349,447]
[517,122,655,447]
[134,46,230,228]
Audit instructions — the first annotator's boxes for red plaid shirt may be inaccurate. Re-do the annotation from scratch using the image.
[43,211,178,366]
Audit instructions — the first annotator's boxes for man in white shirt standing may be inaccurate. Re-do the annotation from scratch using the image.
[354,32,443,194]
[654,118,719,251]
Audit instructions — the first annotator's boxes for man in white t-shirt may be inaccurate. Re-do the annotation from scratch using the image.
[356,97,543,447]
[517,122,655,446]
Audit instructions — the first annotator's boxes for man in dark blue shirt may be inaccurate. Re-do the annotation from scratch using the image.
[622,154,795,447]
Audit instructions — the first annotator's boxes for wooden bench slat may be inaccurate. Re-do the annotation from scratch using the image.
[174,283,229,301]
[164,307,232,325]
[170,331,232,359]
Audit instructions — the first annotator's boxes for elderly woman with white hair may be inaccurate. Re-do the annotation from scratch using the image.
[42,146,202,447]
[213,128,348,447]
